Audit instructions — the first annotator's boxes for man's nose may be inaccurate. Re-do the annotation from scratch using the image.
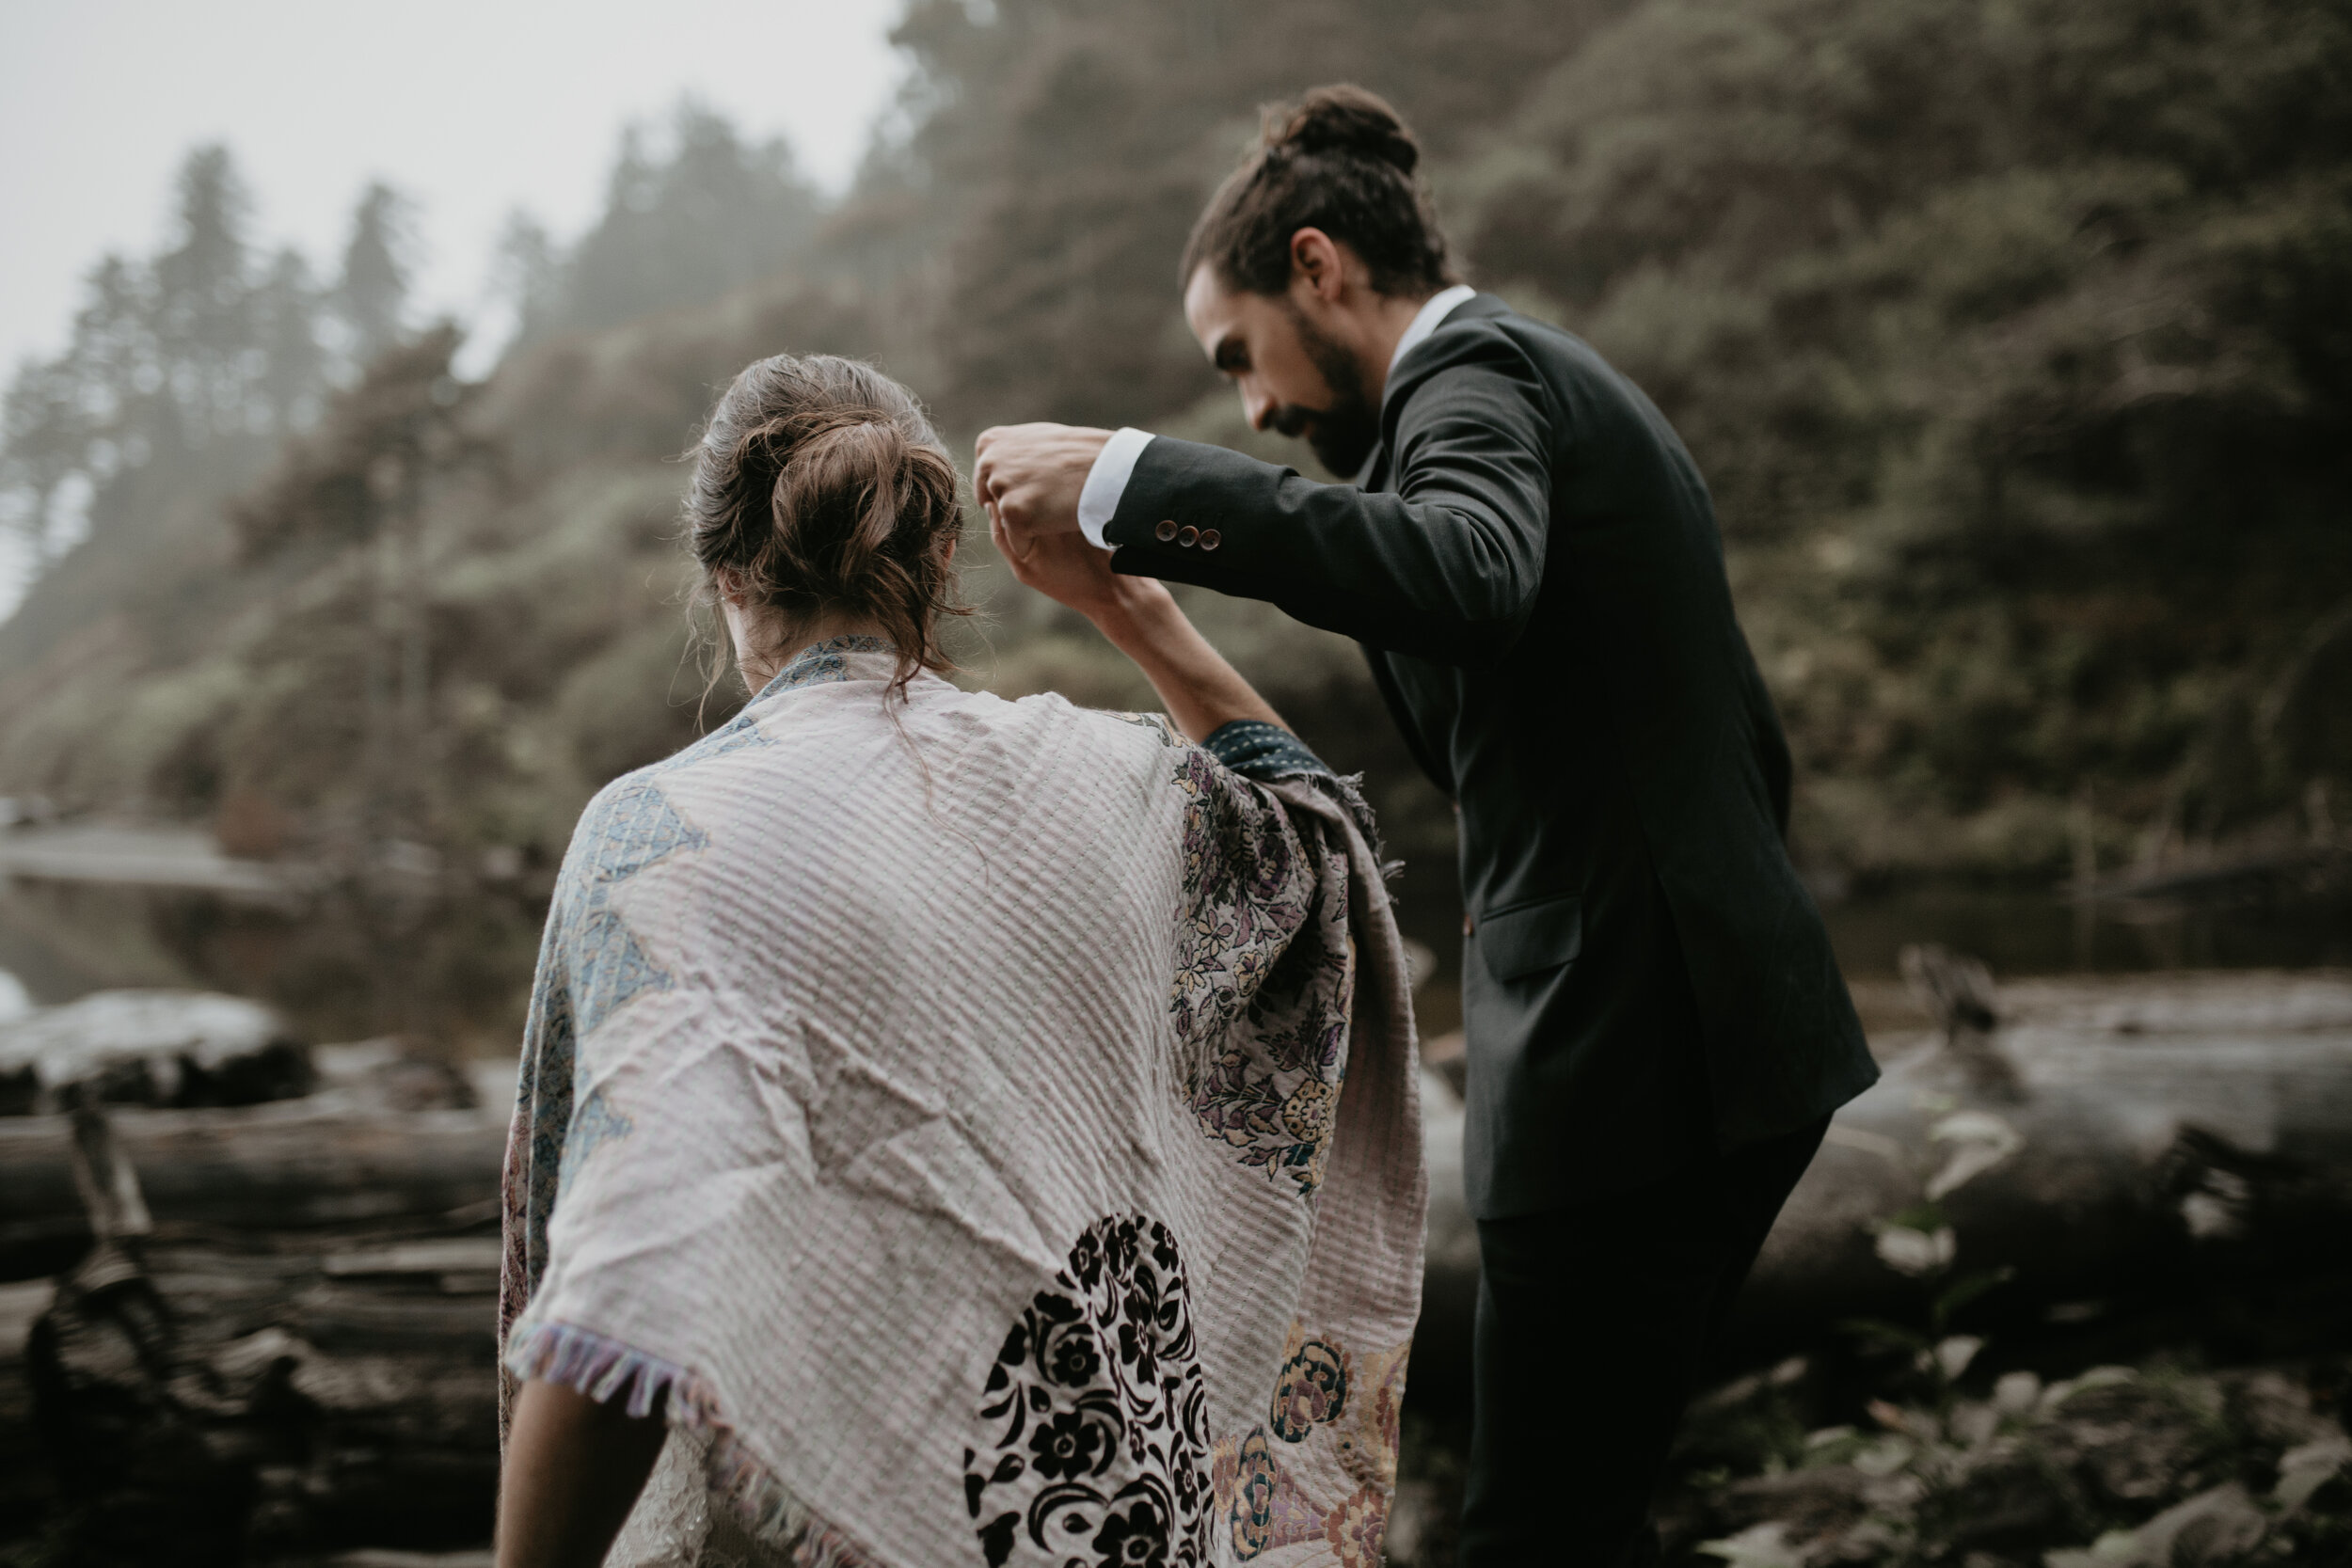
[1243,385,1277,432]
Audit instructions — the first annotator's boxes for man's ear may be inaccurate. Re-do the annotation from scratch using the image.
[1289,228,1347,303]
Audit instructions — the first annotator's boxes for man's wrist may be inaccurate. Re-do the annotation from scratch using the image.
[1077,427,1154,549]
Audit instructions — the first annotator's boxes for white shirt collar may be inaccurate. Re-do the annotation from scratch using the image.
[1386,283,1480,381]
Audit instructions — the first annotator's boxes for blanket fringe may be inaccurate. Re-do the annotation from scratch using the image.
[504,1320,875,1565]
[506,1319,697,1420]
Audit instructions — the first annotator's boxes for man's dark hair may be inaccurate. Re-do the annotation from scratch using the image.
[1181,84,1460,299]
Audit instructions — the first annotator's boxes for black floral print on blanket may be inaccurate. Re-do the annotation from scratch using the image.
[966,1213,1213,1568]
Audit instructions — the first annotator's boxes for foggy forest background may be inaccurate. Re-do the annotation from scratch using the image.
[0,0,2346,1049]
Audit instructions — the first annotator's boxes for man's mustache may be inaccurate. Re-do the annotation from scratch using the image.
[1269,404,1326,440]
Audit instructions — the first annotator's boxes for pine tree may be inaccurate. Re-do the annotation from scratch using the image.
[0,358,87,572]
[556,100,824,335]
[152,145,255,445]
[491,211,564,351]
[251,248,327,436]
[337,182,414,368]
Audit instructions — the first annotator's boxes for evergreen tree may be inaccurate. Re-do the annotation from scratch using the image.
[151,145,256,445]
[0,358,87,572]
[552,101,824,337]
[491,210,564,350]
[337,182,414,367]
[251,247,328,436]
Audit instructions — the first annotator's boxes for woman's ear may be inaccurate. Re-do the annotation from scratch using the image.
[714,567,750,610]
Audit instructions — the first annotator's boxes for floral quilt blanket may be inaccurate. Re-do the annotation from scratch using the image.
[500,641,1425,1568]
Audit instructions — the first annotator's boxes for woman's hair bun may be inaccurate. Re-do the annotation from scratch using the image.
[1263,84,1421,176]
[683,353,969,702]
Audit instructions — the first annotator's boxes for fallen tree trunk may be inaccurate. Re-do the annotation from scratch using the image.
[23,1103,502,1563]
[1410,968,2352,1408]
[1735,969,2352,1344]
[0,1058,511,1282]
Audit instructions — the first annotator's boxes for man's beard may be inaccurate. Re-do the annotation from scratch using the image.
[1271,302,1381,479]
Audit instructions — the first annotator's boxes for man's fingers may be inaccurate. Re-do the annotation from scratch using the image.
[989,505,1031,568]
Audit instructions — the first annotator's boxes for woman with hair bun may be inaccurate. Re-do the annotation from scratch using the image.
[492,353,1424,1568]
[977,84,1880,1565]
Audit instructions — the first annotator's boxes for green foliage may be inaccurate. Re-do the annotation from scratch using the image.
[1454,0,2352,870]
[6,0,2351,1040]
[897,0,1629,430]
[1672,1357,2352,1568]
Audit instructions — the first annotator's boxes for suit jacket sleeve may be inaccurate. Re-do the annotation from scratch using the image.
[1104,327,1555,666]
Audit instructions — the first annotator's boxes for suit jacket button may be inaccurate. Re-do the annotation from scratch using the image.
[1154,519,1178,543]
[1176,525,1200,547]
[1463,913,1475,936]
[1198,529,1221,551]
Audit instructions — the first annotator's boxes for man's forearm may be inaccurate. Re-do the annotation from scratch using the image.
[1104,397,1554,666]
[1088,578,1284,744]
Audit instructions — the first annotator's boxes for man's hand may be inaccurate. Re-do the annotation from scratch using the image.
[974,423,1110,543]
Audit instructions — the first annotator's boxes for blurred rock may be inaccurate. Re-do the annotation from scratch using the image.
[313,1039,479,1113]
[0,990,312,1115]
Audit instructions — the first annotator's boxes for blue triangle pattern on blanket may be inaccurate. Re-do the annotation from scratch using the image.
[652,705,773,774]
[559,776,709,1039]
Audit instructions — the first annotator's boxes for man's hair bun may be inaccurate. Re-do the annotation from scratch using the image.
[1185,83,1457,299]
[1264,84,1422,176]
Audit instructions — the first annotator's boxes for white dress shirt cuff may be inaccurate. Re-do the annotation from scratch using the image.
[1076,427,1155,550]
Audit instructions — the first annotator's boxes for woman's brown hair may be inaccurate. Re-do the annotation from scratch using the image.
[1180,84,1460,298]
[683,354,966,702]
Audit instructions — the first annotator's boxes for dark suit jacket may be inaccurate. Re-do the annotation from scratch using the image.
[1104,293,1877,1218]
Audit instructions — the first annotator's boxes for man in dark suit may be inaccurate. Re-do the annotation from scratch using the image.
[977,84,1878,1564]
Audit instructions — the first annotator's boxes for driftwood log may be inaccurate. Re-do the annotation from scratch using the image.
[18,1093,505,1563]
[0,1044,501,1281]
[3,1029,510,1563]
[1735,964,2352,1340]
[1410,962,2352,1407]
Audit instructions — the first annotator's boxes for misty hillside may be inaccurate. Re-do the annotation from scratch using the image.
[2,0,2346,966]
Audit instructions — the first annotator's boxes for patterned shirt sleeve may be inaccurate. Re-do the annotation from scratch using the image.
[1166,734,1362,1195]
[1200,719,1334,784]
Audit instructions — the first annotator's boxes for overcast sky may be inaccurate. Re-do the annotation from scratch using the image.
[0,0,909,618]
[0,0,911,380]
